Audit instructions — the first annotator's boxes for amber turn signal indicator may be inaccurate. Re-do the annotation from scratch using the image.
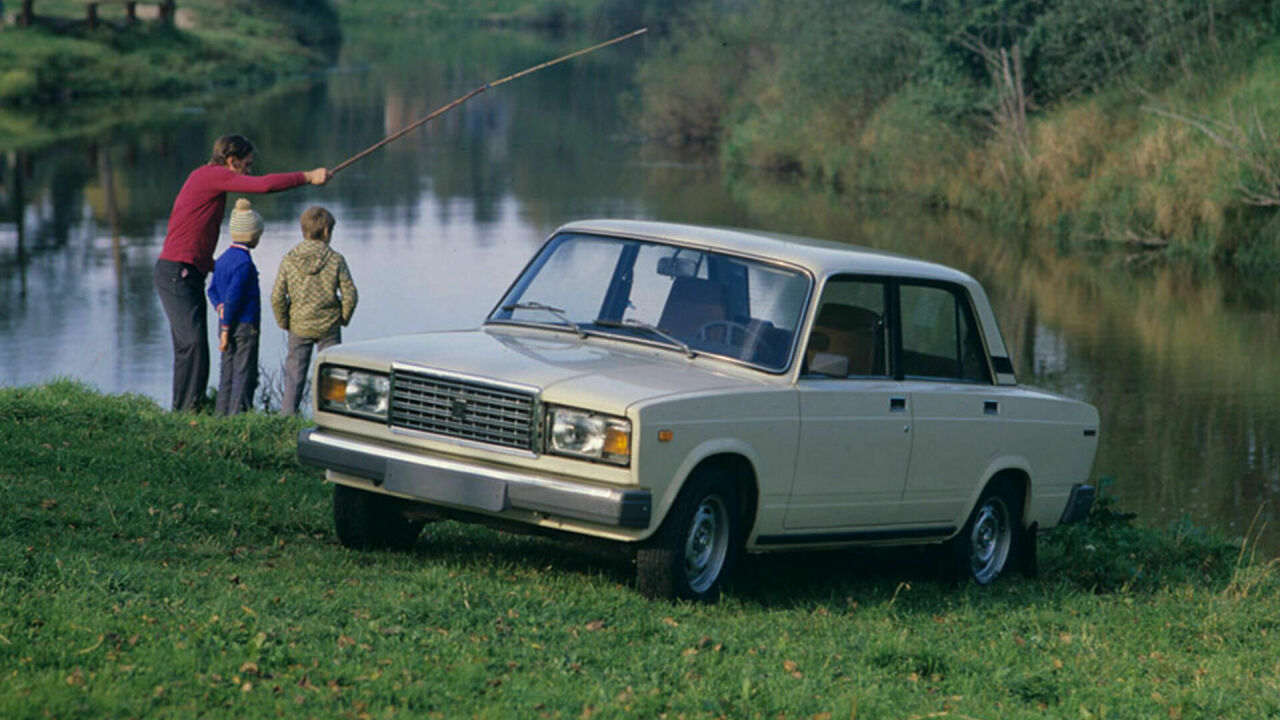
[603,427,630,457]
[319,374,347,405]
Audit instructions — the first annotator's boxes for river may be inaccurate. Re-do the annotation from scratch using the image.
[1,25,1277,555]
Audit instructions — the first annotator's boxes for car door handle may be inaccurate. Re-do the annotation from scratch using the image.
[890,397,907,412]
[983,400,999,416]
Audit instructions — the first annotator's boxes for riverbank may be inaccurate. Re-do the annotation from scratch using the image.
[0,0,339,109]
[0,0,645,151]
[633,1,1280,268]
[0,0,633,110]
[2,381,1277,717]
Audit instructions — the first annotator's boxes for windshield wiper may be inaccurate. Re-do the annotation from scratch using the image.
[594,318,695,358]
[500,301,586,338]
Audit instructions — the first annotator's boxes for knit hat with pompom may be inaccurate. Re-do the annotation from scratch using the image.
[228,198,264,243]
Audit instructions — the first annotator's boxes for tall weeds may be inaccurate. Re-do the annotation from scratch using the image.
[631,0,1280,264]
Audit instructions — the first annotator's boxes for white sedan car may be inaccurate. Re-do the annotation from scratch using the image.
[299,220,1099,601]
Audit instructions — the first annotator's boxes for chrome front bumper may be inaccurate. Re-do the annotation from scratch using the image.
[297,428,652,528]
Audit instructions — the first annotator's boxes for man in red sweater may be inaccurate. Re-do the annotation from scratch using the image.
[154,134,330,412]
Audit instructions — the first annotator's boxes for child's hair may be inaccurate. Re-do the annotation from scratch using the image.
[210,134,255,166]
[301,206,336,241]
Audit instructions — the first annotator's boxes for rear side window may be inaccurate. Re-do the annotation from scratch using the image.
[899,284,990,383]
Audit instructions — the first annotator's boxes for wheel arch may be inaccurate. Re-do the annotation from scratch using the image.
[655,444,760,540]
[691,453,759,539]
[952,461,1034,539]
[984,466,1031,529]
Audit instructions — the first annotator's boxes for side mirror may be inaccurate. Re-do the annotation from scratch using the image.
[809,352,849,378]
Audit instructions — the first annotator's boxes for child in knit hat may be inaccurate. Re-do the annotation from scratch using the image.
[207,198,264,416]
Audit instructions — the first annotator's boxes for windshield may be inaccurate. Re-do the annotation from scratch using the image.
[488,232,812,372]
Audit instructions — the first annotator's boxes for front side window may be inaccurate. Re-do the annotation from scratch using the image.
[489,233,811,372]
[899,283,990,383]
[803,277,889,378]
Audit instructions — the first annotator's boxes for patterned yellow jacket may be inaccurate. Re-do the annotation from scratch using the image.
[270,238,358,339]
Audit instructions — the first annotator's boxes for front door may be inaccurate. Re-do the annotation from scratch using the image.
[787,380,913,528]
[785,277,913,529]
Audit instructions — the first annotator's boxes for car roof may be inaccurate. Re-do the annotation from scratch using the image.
[557,219,975,284]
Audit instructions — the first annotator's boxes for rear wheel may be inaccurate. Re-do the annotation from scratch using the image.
[637,468,743,602]
[333,483,424,551]
[950,478,1021,585]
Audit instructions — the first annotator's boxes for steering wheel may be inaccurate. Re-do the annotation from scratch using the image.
[695,320,785,364]
[694,320,753,347]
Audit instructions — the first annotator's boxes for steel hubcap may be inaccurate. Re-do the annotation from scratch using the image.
[970,498,1010,584]
[684,496,728,593]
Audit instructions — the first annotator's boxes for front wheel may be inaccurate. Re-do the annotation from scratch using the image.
[333,483,425,551]
[636,469,743,602]
[950,478,1021,585]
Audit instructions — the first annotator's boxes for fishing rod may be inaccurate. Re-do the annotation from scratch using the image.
[330,27,648,176]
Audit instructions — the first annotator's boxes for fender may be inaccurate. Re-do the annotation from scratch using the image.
[948,454,1034,533]
[649,437,763,535]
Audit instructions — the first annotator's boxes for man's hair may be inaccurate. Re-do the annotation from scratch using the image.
[301,206,336,241]
[210,134,255,166]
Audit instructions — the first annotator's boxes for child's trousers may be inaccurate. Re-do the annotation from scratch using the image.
[216,324,259,416]
[282,329,341,416]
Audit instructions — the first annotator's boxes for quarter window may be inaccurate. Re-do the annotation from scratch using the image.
[899,284,989,383]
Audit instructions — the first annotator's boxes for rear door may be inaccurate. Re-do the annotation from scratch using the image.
[897,282,1004,525]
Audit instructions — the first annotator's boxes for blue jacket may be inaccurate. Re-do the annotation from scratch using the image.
[207,245,260,330]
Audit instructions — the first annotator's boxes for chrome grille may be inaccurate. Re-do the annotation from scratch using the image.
[389,369,537,451]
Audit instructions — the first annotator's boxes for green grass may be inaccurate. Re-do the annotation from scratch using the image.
[3,381,1279,718]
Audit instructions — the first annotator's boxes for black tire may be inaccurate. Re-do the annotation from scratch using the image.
[333,483,424,551]
[950,477,1022,585]
[636,468,744,602]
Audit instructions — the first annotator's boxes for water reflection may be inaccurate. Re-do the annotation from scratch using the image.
[0,27,1276,555]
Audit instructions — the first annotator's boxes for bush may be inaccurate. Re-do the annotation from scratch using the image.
[1028,0,1277,103]
[632,5,761,145]
[0,68,38,104]
[1044,479,1239,593]
[773,0,922,117]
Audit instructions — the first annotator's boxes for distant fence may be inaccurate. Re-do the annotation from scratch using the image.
[16,1,177,29]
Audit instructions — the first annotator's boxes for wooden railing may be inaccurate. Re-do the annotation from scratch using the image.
[16,0,176,29]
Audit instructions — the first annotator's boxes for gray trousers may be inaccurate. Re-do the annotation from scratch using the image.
[282,329,340,416]
[154,259,209,412]
[216,324,259,416]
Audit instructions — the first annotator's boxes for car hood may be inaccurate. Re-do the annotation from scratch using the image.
[318,326,779,414]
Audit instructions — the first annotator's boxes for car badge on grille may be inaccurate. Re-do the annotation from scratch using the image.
[449,398,469,422]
